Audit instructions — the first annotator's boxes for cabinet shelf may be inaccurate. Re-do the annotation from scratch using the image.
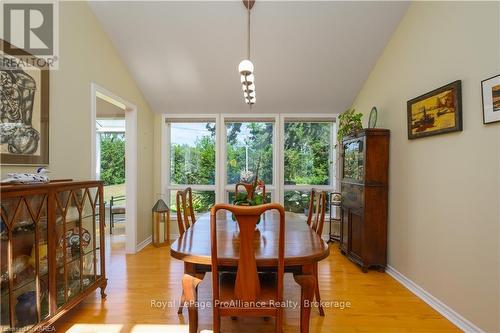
[1,273,49,297]
[57,247,100,269]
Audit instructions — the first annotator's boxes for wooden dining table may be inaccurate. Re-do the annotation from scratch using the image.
[170,210,330,333]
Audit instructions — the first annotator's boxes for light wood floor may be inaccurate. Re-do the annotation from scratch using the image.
[54,229,460,333]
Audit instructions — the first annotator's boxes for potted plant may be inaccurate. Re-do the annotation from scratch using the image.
[337,108,363,142]
[232,155,265,223]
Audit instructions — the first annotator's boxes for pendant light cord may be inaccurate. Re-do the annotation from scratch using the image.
[247,0,251,60]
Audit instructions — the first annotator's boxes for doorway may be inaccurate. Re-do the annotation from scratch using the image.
[96,117,126,243]
[91,83,137,254]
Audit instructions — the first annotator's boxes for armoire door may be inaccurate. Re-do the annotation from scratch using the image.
[349,208,363,260]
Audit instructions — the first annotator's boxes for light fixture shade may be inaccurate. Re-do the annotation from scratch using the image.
[245,95,256,104]
[240,74,255,84]
[242,83,255,93]
[238,59,254,75]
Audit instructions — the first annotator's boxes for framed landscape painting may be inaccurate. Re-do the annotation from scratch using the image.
[481,74,500,124]
[0,39,49,165]
[407,80,462,139]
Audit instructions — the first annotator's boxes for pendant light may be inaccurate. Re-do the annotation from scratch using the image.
[239,0,256,105]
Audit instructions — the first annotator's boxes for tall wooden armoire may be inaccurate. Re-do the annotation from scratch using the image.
[339,129,389,272]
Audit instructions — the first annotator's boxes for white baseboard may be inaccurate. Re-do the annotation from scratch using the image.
[386,265,483,333]
[136,235,152,252]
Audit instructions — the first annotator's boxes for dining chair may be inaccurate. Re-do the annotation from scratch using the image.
[176,187,196,314]
[176,187,196,236]
[306,188,327,316]
[109,195,125,234]
[210,203,285,333]
[235,179,267,203]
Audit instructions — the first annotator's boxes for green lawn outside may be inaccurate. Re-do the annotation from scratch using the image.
[103,183,126,204]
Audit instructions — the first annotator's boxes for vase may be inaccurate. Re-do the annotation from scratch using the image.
[232,202,261,225]
[15,291,37,326]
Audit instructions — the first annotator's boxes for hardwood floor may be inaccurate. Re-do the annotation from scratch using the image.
[54,228,459,333]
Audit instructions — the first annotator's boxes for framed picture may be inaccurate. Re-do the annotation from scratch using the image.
[1,39,49,165]
[407,80,462,140]
[481,74,500,124]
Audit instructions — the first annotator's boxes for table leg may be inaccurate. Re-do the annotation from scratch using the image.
[182,263,205,333]
[293,264,316,333]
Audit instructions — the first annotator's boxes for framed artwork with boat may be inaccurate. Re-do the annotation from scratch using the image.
[407,80,462,139]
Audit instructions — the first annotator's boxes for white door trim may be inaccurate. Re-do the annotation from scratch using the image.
[90,83,138,254]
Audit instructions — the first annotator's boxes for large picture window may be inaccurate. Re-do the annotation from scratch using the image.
[283,121,335,216]
[225,121,275,202]
[167,121,216,214]
[163,115,336,224]
[284,122,332,185]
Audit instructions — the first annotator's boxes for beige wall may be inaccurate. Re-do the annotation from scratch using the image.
[352,2,500,331]
[0,2,154,246]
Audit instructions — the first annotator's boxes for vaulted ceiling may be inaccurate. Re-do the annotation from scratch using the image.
[89,1,409,114]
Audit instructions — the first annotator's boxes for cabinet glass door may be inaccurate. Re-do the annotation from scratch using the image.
[0,201,12,331]
[343,139,365,181]
[81,187,97,290]
[1,194,48,331]
[55,186,101,308]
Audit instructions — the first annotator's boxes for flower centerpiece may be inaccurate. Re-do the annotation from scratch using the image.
[232,156,265,223]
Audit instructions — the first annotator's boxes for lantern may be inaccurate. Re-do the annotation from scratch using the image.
[152,199,170,247]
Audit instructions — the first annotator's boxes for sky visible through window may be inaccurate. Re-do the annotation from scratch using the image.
[171,123,212,145]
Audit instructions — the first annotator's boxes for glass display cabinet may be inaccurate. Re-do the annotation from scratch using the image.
[0,180,106,332]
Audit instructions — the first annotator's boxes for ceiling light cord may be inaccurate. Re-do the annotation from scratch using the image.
[247,0,252,109]
[247,0,251,60]
[238,0,255,107]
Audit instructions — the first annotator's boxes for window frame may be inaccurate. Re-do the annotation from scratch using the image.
[161,113,338,219]
[162,115,220,215]
[221,114,280,204]
[279,115,337,206]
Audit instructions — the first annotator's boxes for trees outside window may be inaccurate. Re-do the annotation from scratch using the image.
[168,122,216,213]
[284,122,331,185]
[100,133,125,186]
[164,117,335,217]
[226,122,273,185]
[284,122,334,214]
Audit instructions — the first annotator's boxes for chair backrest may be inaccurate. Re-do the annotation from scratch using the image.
[210,203,285,303]
[306,189,327,236]
[176,187,196,236]
[235,180,266,203]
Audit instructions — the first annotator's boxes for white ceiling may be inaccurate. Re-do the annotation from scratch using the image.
[89,1,409,114]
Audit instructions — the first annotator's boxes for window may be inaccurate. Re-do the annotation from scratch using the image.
[167,121,216,214]
[225,121,275,202]
[163,115,336,221]
[283,121,335,215]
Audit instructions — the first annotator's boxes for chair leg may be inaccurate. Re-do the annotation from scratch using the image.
[313,263,325,316]
[177,290,185,314]
[213,308,220,333]
[182,273,203,333]
[110,212,114,234]
[275,309,284,333]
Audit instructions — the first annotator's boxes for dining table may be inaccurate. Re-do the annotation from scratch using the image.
[170,210,330,333]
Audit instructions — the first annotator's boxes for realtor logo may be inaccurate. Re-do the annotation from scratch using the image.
[2,1,59,68]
